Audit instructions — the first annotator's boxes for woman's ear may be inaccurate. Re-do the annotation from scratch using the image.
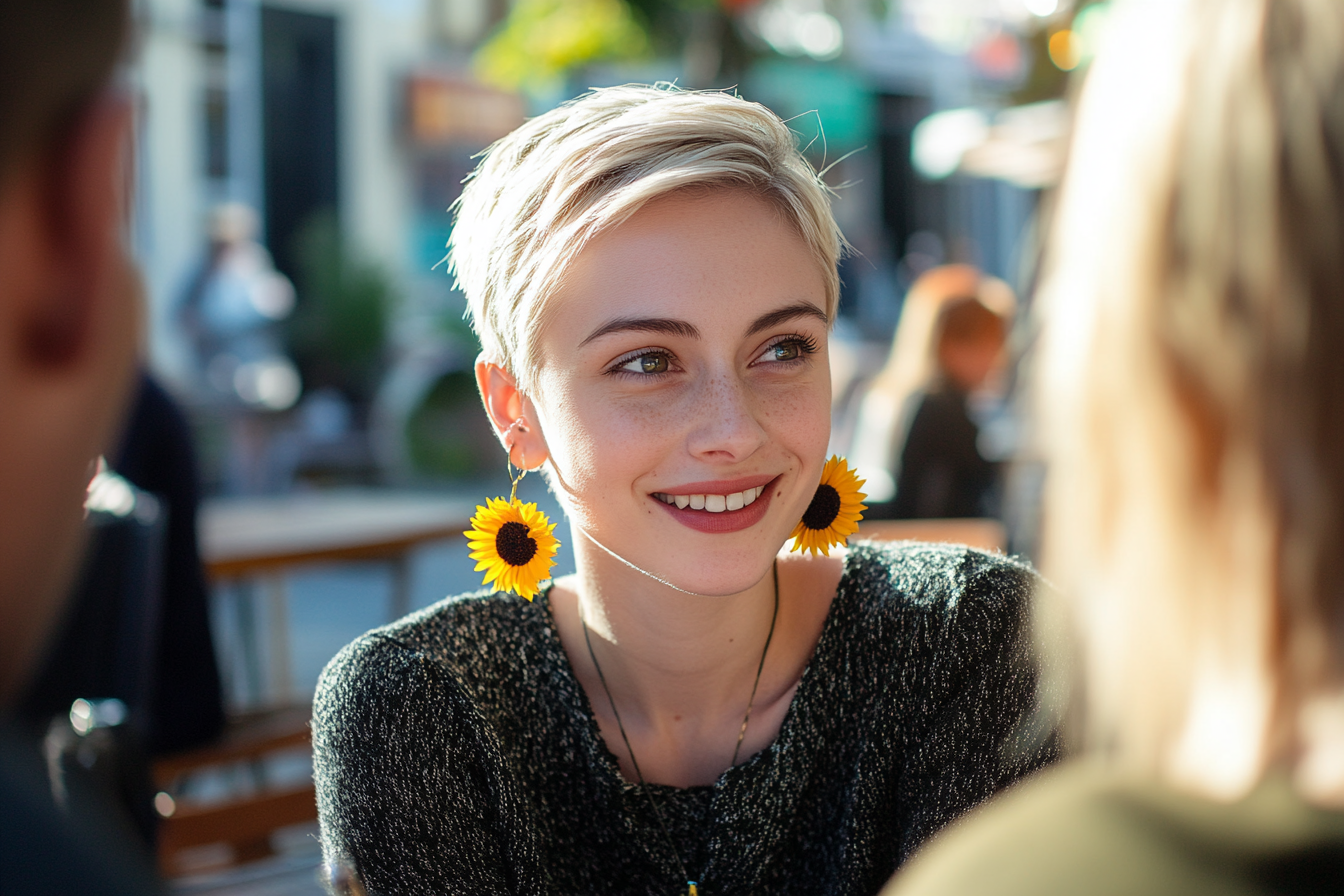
[474,356,549,470]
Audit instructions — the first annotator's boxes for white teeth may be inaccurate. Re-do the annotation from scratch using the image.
[658,485,768,511]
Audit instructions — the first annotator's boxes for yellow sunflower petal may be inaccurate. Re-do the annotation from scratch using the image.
[790,455,867,556]
[462,494,561,601]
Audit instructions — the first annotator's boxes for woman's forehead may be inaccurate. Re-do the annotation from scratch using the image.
[543,191,829,340]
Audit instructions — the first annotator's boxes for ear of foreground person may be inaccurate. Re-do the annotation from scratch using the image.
[884,0,1344,892]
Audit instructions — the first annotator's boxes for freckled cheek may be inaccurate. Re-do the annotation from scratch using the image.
[756,386,831,457]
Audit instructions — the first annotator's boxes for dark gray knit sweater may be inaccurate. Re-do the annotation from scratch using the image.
[313,541,1058,896]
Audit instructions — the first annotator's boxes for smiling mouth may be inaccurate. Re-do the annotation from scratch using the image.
[651,486,766,513]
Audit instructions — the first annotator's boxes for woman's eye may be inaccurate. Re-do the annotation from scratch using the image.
[755,337,816,365]
[617,353,670,375]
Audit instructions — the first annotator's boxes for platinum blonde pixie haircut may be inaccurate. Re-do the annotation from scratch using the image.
[447,84,845,393]
[1038,0,1344,799]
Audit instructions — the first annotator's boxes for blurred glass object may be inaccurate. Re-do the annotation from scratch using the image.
[69,699,129,736]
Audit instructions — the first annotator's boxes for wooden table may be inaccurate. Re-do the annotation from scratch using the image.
[200,490,473,704]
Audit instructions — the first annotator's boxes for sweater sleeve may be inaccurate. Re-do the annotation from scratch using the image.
[894,553,1060,861]
[312,634,524,896]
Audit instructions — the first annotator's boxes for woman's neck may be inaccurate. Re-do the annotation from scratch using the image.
[566,538,780,716]
[549,538,844,786]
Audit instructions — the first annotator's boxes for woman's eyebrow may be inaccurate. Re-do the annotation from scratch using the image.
[579,317,701,347]
[744,302,829,337]
[578,302,827,348]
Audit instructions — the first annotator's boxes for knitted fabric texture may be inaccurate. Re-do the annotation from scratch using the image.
[313,541,1058,896]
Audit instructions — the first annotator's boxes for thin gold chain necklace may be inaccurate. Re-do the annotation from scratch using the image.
[579,562,780,896]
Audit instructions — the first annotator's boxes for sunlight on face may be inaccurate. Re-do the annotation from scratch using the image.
[532,190,832,595]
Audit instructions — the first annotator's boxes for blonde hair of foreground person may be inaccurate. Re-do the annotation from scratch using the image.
[446,84,846,396]
[1037,0,1344,802]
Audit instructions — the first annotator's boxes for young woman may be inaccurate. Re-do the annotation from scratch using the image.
[313,85,1057,896]
[888,1,1344,893]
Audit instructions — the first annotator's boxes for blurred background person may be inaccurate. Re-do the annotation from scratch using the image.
[848,265,1016,520]
[888,0,1344,893]
[18,370,226,758]
[178,202,301,494]
[0,0,162,891]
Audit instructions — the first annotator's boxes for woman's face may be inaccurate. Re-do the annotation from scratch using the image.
[531,190,832,595]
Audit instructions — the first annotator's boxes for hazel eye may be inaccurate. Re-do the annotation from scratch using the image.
[618,353,670,375]
[754,336,817,365]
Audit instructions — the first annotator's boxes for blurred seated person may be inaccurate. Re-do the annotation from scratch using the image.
[0,0,161,891]
[19,370,226,757]
[887,0,1344,893]
[850,265,1015,519]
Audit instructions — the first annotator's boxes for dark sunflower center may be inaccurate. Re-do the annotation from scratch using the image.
[801,484,842,531]
[495,521,538,566]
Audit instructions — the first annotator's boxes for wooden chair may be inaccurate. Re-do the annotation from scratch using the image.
[856,518,1008,553]
[152,703,317,877]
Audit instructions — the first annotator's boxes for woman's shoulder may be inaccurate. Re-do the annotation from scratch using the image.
[314,588,551,719]
[886,761,1344,896]
[841,539,1036,621]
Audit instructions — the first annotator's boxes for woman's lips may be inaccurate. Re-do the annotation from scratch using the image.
[649,475,780,533]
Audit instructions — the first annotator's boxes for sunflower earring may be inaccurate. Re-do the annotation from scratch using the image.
[789,455,868,556]
[464,431,560,600]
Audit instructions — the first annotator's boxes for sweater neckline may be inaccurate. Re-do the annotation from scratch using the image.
[532,548,864,795]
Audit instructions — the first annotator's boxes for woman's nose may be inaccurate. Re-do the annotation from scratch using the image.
[684,372,768,462]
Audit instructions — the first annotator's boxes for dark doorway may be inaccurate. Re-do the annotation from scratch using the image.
[261,6,339,281]
[877,93,945,259]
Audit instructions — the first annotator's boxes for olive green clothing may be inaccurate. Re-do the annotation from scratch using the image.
[886,760,1344,896]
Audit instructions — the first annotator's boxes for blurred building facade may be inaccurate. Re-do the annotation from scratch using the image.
[127,0,1081,487]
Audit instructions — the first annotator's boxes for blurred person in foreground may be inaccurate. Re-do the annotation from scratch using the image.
[886,0,1344,893]
[0,1,159,892]
[849,265,1015,520]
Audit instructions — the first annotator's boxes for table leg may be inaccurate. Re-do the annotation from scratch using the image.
[233,579,263,707]
[264,574,293,704]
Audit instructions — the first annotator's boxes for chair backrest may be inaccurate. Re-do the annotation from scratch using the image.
[152,704,317,877]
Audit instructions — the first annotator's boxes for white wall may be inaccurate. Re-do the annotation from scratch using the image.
[136,0,208,380]
[135,0,438,379]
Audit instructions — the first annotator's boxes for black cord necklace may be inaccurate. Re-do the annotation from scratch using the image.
[580,561,781,896]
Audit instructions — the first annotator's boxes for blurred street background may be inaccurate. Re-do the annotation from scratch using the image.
[112,0,1113,890]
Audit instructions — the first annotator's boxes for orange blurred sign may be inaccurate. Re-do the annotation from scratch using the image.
[406,75,526,147]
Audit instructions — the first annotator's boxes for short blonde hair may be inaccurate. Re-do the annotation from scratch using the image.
[447,84,845,393]
[1039,0,1344,797]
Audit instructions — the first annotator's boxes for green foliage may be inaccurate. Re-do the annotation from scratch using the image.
[287,210,394,404]
[406,369,499,479]
[473,0,651,94]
